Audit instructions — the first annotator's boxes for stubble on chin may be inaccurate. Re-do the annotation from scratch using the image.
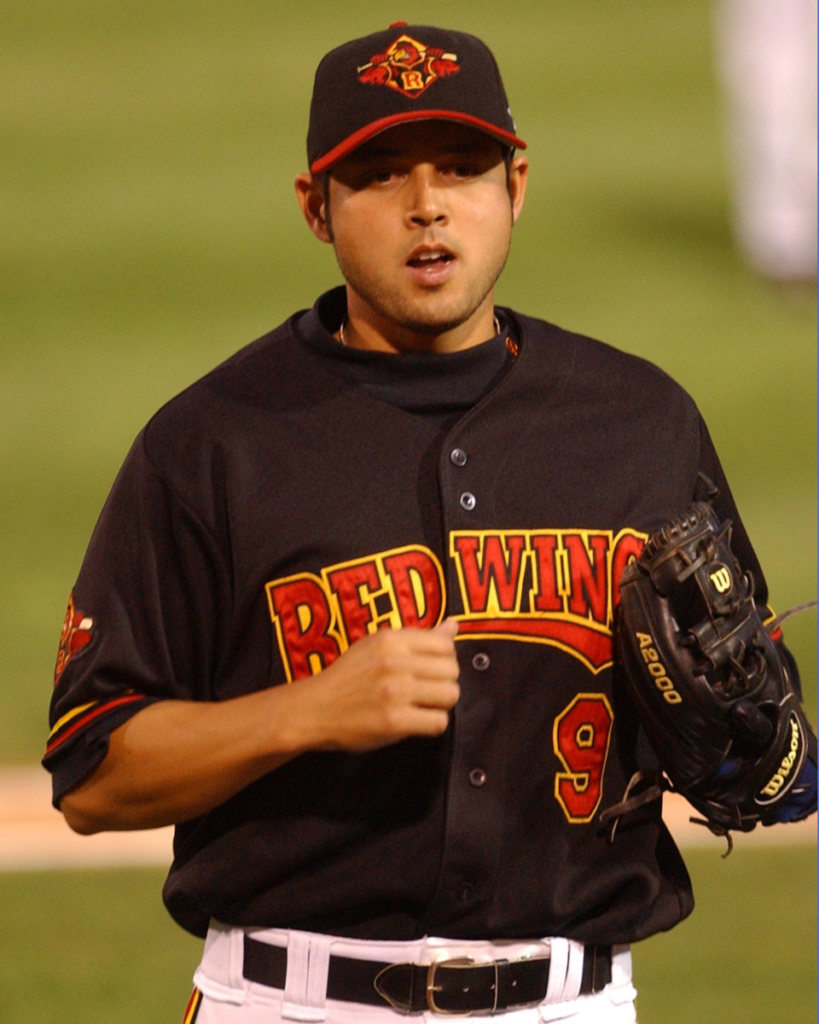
[336,252,510,341]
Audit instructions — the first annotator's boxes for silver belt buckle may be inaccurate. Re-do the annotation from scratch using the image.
[426,956,498,1016]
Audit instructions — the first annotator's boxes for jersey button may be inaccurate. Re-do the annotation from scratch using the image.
[460,491,477,511]
[459,883,475,903]
[472,652,491,671]
[469,768,488,787]
[450,447,468,467]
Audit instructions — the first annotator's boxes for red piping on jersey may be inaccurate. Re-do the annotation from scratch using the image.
[45,694,146,756]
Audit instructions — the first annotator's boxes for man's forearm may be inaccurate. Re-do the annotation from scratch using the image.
[58,621,461,833]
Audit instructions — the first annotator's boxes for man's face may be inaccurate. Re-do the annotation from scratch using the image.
[311,121,527,352]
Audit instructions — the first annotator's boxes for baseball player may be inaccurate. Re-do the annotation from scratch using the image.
[43,23,816,1024]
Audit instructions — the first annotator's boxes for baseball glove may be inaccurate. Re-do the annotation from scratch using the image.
[611,500,816,840]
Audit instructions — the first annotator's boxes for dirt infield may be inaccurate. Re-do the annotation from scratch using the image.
[0,766,172,871]
[1,765,814,872]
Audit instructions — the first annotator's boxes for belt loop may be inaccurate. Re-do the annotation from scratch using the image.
[305,938,331,1012]
[543,938,585,1003]
[228,926,246,990]
[281,931,329,1023]
[192,923,245,1006]
[544,938,567,1003]
[562,940,586,1001]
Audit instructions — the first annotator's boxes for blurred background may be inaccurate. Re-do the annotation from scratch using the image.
[1,2,815,1021]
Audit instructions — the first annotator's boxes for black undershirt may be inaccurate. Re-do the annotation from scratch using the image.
[296,287,518,424]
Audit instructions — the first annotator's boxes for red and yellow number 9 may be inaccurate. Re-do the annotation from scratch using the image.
[553,694,614,823]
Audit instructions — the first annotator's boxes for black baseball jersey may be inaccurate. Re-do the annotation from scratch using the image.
[44,287,776,943]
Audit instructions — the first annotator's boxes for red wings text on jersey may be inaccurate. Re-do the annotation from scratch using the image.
[266,527,646,683]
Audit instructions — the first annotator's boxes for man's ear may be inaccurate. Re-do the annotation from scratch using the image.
[508,156,529,225]
[295,173,332,243]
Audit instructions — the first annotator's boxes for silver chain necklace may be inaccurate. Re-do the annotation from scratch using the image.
[337,316,501,347]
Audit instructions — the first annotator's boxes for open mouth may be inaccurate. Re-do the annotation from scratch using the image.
[407,248,454,269]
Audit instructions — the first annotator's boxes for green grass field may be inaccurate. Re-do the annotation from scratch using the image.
[2,1,815,1020]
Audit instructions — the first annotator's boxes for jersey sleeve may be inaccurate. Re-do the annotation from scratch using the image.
[692,413,805,669]
[42,428,230,807]
[693,414,769,607]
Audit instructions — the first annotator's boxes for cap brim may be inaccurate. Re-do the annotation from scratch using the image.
[310,110,527,174]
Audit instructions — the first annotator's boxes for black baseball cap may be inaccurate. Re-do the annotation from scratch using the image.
[307,22,527,174]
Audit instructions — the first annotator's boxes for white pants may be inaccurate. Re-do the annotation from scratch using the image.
[185,924,637,1023]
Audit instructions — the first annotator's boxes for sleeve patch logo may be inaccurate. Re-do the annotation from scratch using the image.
[54,592,94,685]
[357,33,460,99]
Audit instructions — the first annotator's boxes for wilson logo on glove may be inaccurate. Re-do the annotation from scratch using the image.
[709,566,733,594]
[757,713,805,802]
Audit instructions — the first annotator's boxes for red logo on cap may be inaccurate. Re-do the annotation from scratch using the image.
[357,33,460,99]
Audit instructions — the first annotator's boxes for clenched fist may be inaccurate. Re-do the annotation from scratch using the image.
[292,619,462,752]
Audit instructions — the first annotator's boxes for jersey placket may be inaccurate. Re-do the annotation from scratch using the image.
[427,431,506,931]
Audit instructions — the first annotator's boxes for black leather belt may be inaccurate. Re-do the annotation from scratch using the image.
[243,935,612,1015]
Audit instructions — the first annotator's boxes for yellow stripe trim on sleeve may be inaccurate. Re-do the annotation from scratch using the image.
[47,701,98,740]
